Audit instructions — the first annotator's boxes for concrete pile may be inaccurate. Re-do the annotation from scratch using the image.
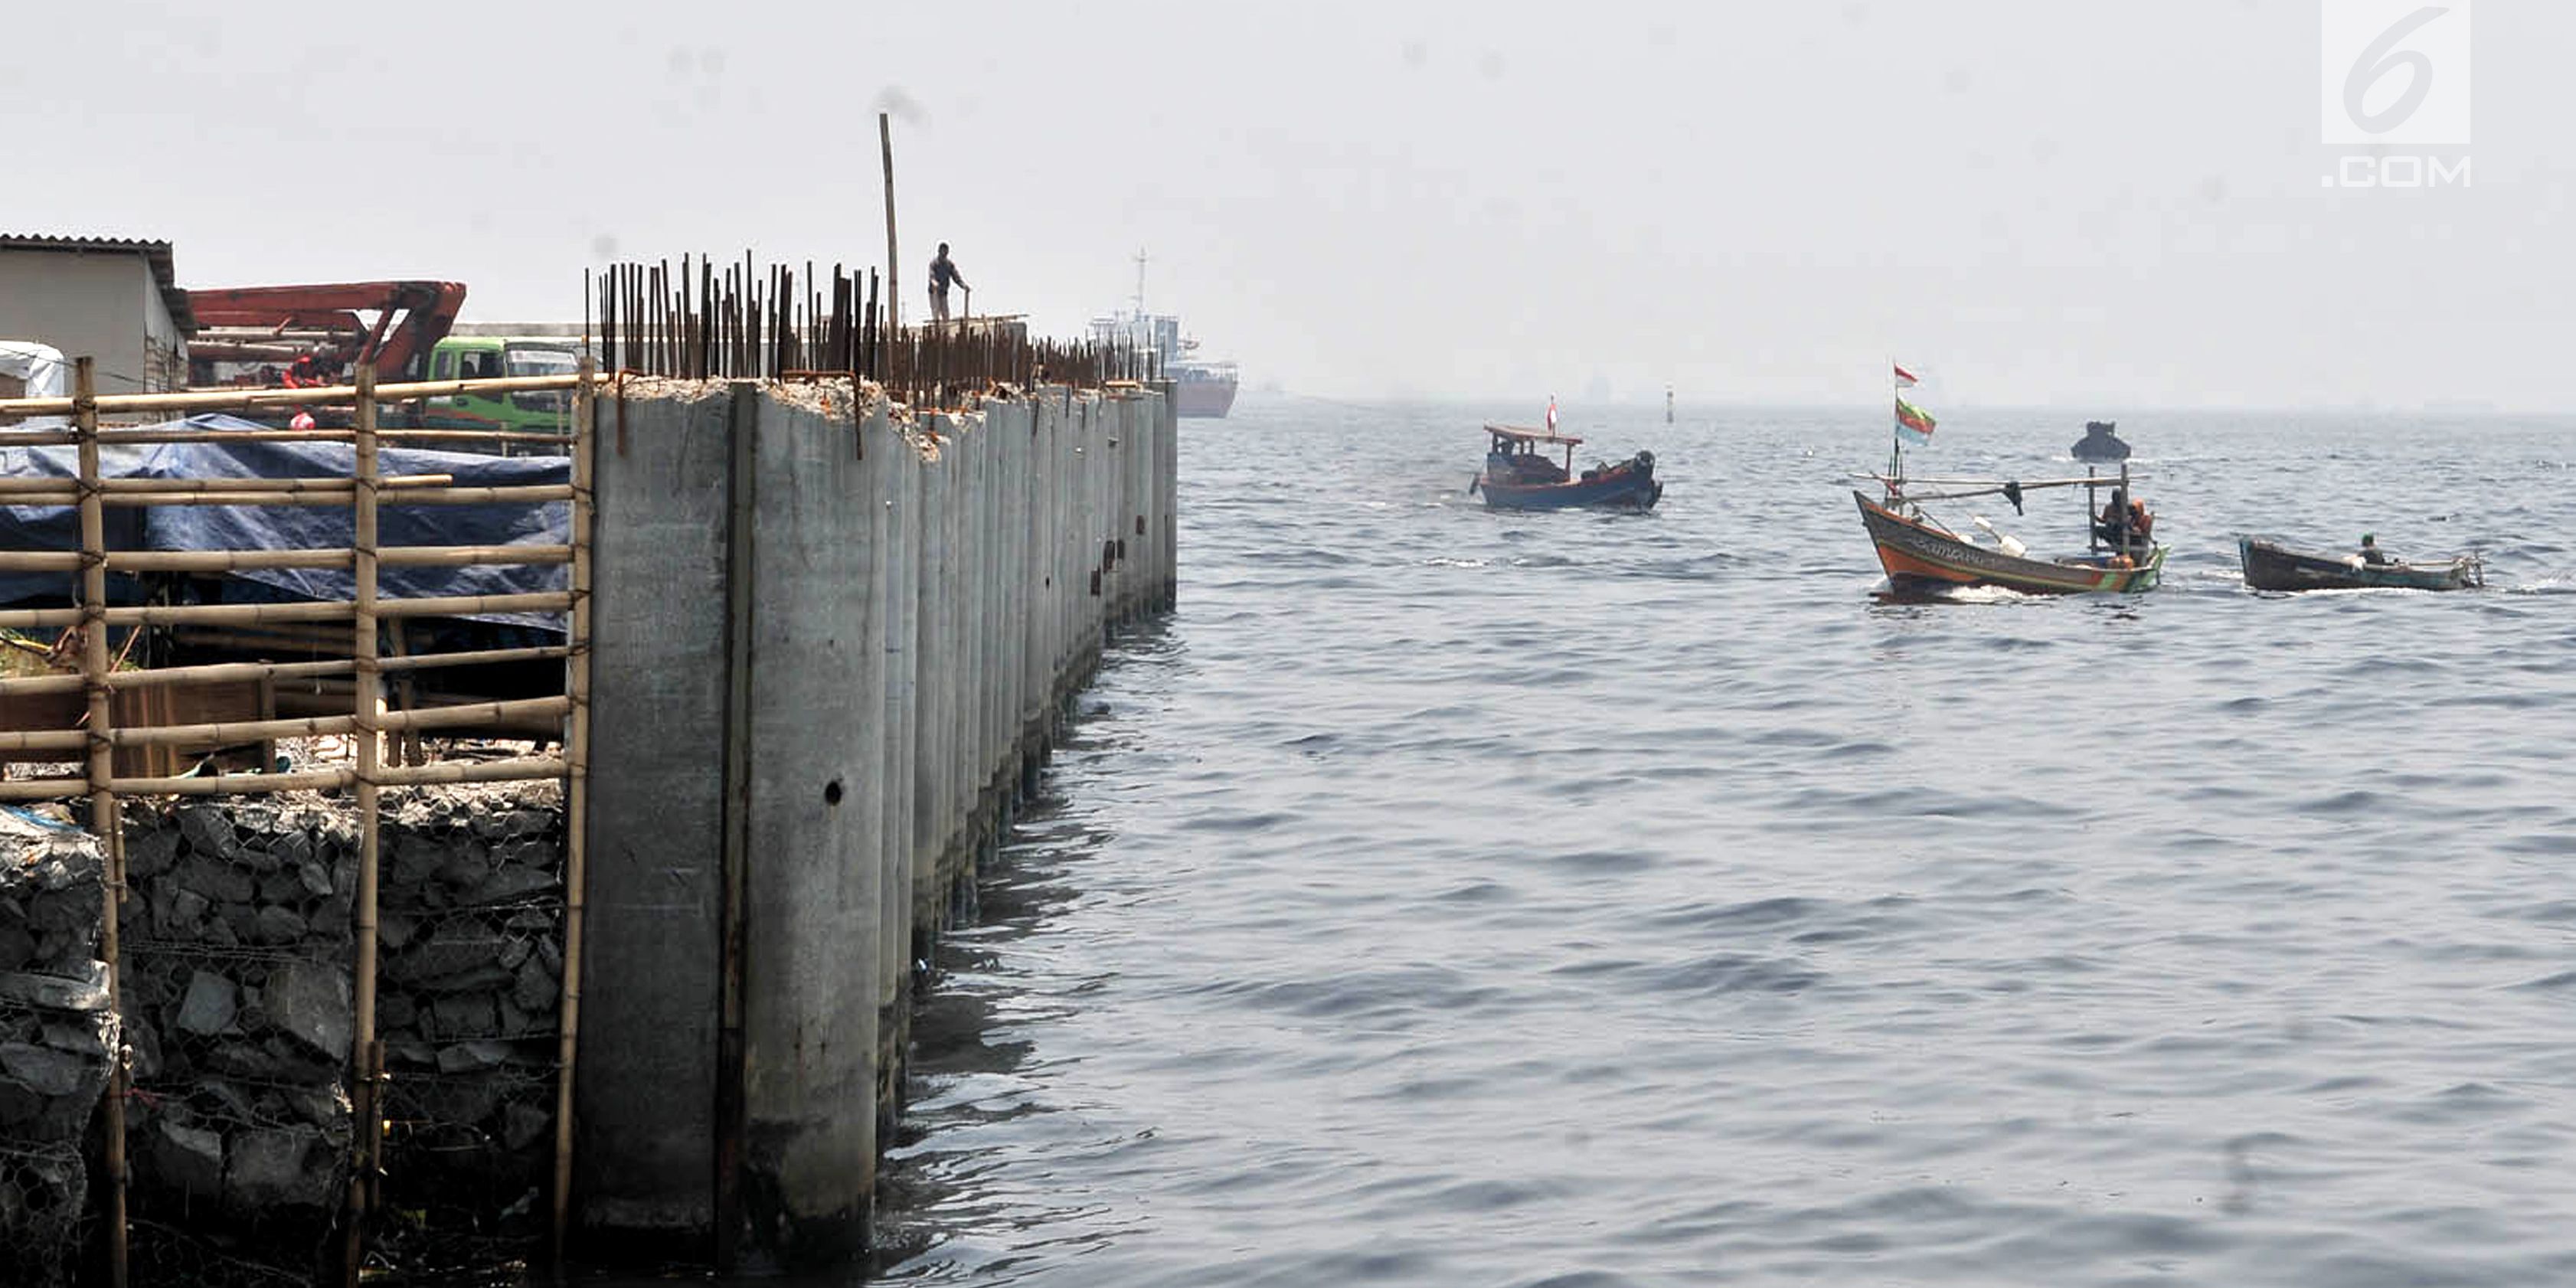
[0,814,112,1288]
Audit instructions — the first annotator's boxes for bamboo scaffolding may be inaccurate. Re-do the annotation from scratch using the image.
[0,360,597,1283]
[0,590,571,630]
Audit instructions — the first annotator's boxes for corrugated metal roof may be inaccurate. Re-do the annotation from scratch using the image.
[0,234,196,333]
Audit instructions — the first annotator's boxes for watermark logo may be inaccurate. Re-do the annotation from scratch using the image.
[2320,1,2471,186]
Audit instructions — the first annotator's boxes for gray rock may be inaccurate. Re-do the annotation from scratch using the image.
[433,1039,512,1074]
[261,960,351,1060]
[502,1101,551,1152]
[236,836,282,874]
[297,858,333,897]
[512,959,558,1016]
[175,804,239,861]
[252,905,308,944]
[175,969,238,1036]
[124,825,181,878]
[465,861,557,907]
[257,868,306,906]
[388,834,447,887]
[226,1124,336,1210]
[436,840,494,888]
[176,856,254,906]
[0,963,109,1012]
[0,919,32,969]
[152,1120,224,1198]
[271,829,313,870]
[379,992,417,1030]
[281,1084,351,1131]
[0,1041,94,1097]
[430,994,497,1041]
[420,963,514,995]
[378,910,416,951]
[162,887,211,940]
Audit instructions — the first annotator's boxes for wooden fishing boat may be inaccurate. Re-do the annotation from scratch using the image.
[1857,489,2165,594]
[1853,367,2162,596]
[1470,423,1662,512]
[2237,536,2482,592]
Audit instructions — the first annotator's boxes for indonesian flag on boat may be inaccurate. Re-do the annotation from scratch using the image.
[1545,396,1558,432]
[1894,394,1937,444]
[1893,364,1920,388]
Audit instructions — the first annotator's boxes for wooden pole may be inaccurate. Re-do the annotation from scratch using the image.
[76,356,132,1288]
[550,355,598,1269]
[881,112,901,336]
[342,362,384,1287]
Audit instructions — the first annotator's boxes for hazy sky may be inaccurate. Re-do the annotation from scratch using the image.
[18,2,2570,408]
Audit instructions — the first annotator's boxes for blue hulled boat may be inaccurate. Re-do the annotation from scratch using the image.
[1469,424,1662,512]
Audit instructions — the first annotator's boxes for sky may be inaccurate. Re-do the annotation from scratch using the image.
[16,1,2571,409]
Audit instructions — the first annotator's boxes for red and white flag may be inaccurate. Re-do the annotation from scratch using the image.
[1893,364,1920,388]
[1545,396,1558,431]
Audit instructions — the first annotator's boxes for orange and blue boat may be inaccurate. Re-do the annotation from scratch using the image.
[1854,364,2163,596]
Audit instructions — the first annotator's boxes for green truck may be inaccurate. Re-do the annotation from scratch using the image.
[419,335,590,444]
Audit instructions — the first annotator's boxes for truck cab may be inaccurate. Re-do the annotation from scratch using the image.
[422,335,587,445]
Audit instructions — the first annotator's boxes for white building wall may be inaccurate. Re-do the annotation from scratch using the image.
[0,252,154,392]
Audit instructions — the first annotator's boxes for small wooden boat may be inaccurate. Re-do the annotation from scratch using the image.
[1470,424,1662,511]
[1857,489,2165,595]
[2238,536,2483,592]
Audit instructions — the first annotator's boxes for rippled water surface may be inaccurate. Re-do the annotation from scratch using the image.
[870,400,2576,1287]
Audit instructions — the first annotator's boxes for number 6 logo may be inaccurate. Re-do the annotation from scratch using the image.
[2322,1,2471,145]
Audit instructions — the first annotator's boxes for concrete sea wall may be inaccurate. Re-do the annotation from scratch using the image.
[577,378,1175,1268]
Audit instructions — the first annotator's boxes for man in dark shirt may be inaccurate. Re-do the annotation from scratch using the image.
[929,243,969,322]
[2359,533,2394,565]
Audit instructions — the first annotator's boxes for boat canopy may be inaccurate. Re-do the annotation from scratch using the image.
[1484,423,1583,448]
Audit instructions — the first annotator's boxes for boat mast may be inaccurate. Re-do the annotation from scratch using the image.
[1887,359,1904,498]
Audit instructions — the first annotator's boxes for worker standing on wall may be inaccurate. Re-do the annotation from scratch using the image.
[929,243,969,323]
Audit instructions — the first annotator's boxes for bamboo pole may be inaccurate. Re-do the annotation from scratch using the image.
[0,473,455,495]
[0,754,573,801]
[0,483,574,508]
[0,545,570,575]
[0,590,574,631]
[0,695,576,752]
[0,371,604,419]
[551,355,597,1268]
[342,362,385,1287]
[0,645,576,698]
[74,357,132,1288]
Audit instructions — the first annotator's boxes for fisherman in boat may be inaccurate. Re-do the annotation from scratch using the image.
[2095,488,2131,548]
[2094,488,2154,551]
[2360,533,2393,565]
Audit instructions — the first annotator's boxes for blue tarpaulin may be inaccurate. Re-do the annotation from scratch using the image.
[0,414,569,631]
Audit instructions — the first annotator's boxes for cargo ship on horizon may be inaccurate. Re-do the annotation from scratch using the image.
[1090,253,1237,418]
